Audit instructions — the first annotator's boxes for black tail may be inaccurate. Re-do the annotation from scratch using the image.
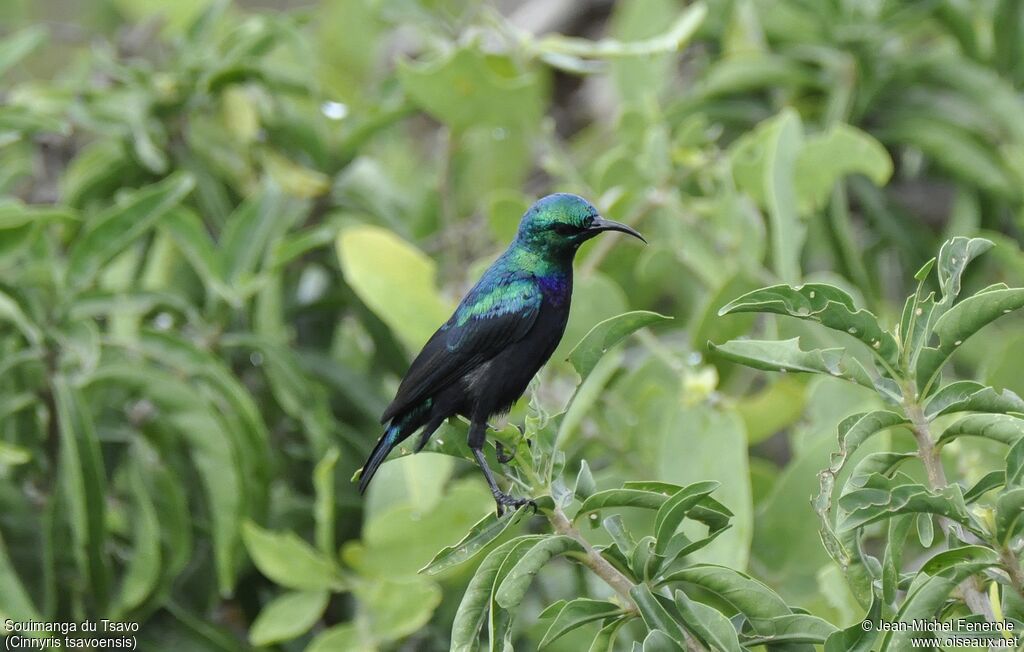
[358,404,438,493]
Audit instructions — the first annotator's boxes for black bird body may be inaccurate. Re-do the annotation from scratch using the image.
[358,193,644,512]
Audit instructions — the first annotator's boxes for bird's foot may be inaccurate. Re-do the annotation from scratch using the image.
[495,441,515,464]
[495,434,532,464]
[493,491,537,517]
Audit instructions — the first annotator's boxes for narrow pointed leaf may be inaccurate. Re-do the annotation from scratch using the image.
[241,522,344,591]
[656,564,792,633]
[569,311,672,381]
[67,173,194,288]
[824,591,880,652]
[450,536,541,652]
[838,484,972,532]
[673,590,743,652]
[938,413,1024,447]
[539,599,623,648]
[654,481,720,555]
[996,488,1024,544]
[719,284,897,363]
[575,489,671,522]
[917,286,1024,392]
[249,590,329,646]
[964,470,1005,502]
[495,536,584,609]
[421,509,523,575]
[630,585,688,643]
[709,337,873,388]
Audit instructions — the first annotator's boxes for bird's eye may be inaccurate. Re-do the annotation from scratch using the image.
[552,223,578,236]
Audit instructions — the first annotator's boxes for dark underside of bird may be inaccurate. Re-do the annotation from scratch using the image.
[356,193,646,514]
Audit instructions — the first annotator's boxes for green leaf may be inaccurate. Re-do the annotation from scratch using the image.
[729,108,804,283]
[536,2,706,59]
[241,521,345,592]
[357,576,442,643]
[794,124,892,211]
[709,337,872,388]
[964,470,1005,503]
[919,546,999,576]
[495,536,584,609]
[879,560,999,651]
[657,564,793,633]
[160,206,235,303]
[313,447,339,557]
[568,311,672,381]
[0,288,42,347]
[337,223,451,353]
[66,173,195,288]
[306,623,367,652]
[220,185,301,288]
[917,286,1024,392]
[824,590,880,652]
[739,613,836,646]
[61,140,131,208]
[539,599,623,648]
[879,118,1016,197]
[882,515,914,606]
[915,513,934,549]
[0,198,76,229]
[673,590,743,652]
[0,26,47,77]
[719,283,897,364]
[588,617,630,652]
[397,47,544,130]
[0,528,39,623]
[837,483,973,532]
[996,488,1024,544]
[924,381,1024,418]
[1007,437,1024,487]
[54,375,110,611]
[262,150,329,199]
[640,629,684,652]
[938,413,1024,447]
[936,237,994,302]
[575,488,671,522]
[630,585,689,644]
[654,481,720,556]
[113,465,162,617]
[823,411,910,483]
[450,536,542,652]
[249,590,329,646]
[575,460,597,500]
[420,509,522,575]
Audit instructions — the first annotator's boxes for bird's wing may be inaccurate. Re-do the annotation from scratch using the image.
[380,277,542,423]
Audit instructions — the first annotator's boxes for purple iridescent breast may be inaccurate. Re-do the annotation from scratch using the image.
[536,273,571,306]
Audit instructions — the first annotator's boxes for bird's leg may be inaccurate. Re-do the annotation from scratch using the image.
[468,421,536,516]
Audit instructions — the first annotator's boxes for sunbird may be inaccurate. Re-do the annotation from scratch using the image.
[358,193,645,513]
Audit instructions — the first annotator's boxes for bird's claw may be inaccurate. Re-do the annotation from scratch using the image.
[495,441,515,464]
[494,491,538,517]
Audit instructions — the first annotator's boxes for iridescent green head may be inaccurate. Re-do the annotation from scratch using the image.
[514,193,645,255]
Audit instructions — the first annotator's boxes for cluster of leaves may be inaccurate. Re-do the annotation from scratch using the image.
[713,237,1024,650]
[1,0,1024,650]
[412,316,836,652]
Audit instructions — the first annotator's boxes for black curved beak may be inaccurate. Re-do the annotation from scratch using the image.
[588,217,647,244]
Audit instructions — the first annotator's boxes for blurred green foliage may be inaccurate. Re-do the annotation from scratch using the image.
[0,0,1023,649]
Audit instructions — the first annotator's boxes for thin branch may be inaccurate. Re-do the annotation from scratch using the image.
[902,388,996,622]
[998,545,1024,600]
[547,504,636,608]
